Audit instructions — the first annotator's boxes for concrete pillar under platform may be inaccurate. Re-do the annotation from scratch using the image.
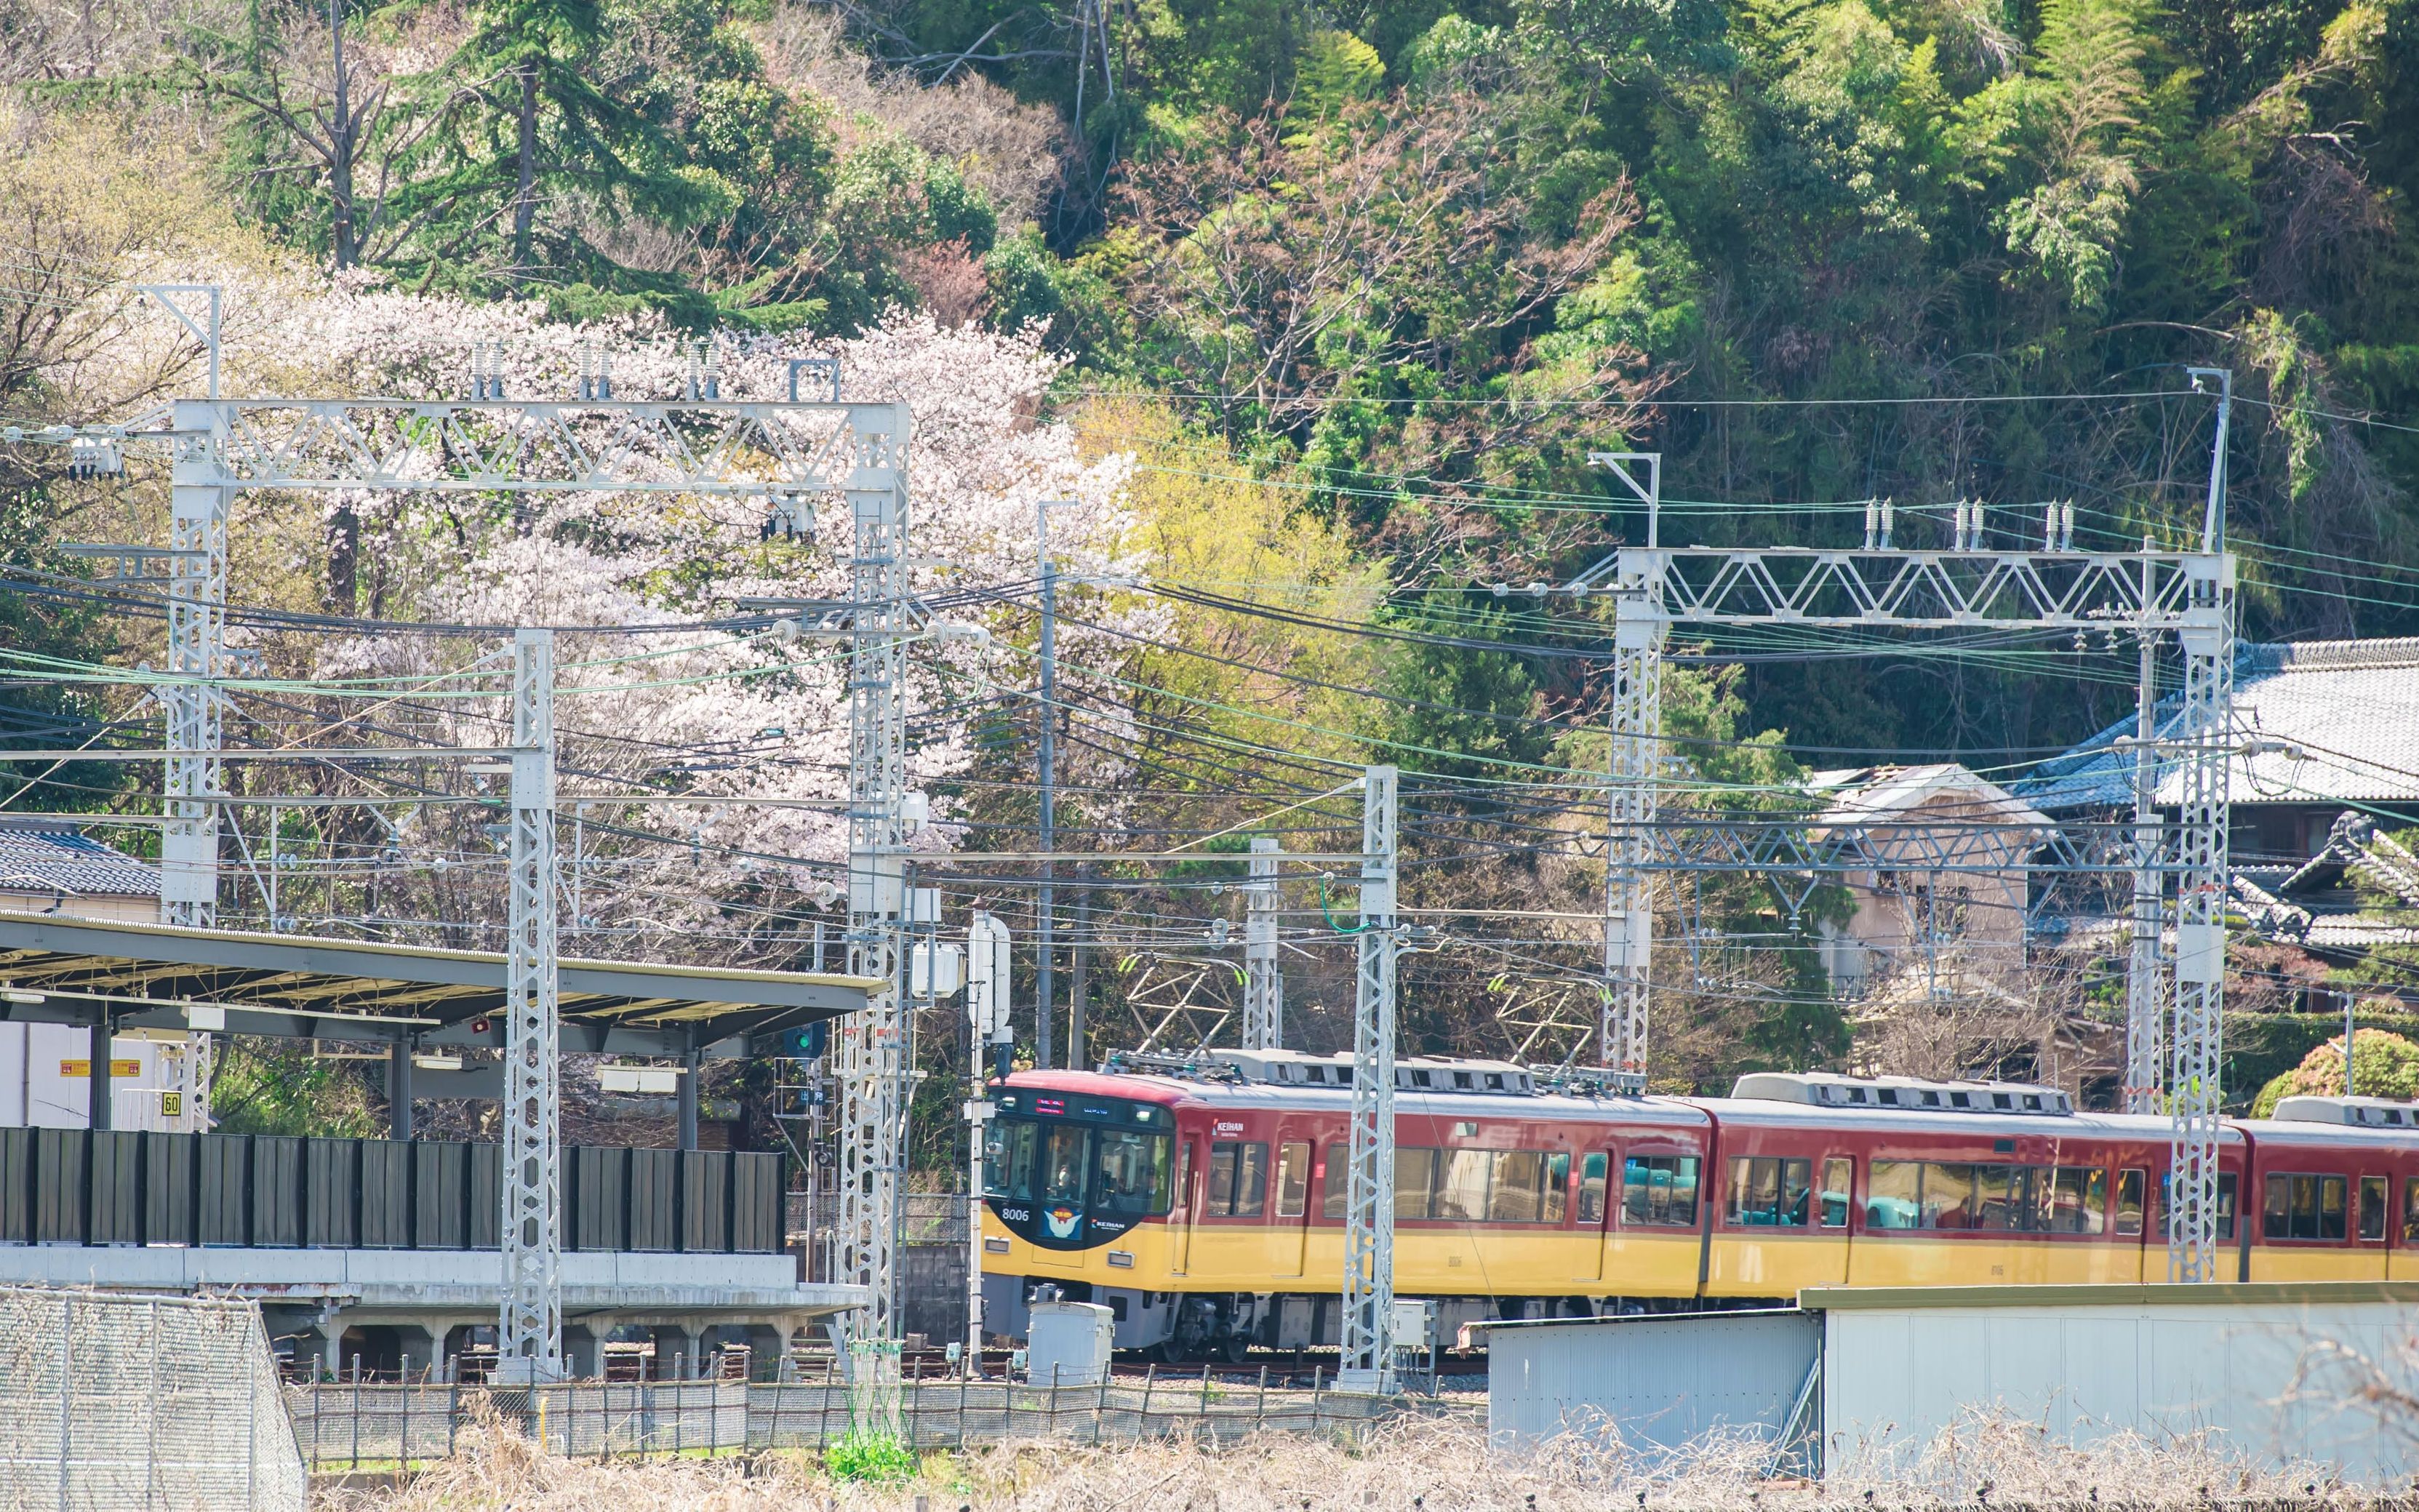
[564,1325,604,1380]
[650,1324,703,1378]
[395,1324,439,1380]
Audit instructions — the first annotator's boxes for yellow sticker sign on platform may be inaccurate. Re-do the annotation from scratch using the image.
[58,1060,142,1079]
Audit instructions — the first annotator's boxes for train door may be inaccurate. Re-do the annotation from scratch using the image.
[1168,1137,1196,1276]
[2357,1169,2391,1279]
[1572,1150,1611,1284]
[1271,1139,1311,1277]
[2394,1165,2419,1281]
[1812,1153,1853,1284]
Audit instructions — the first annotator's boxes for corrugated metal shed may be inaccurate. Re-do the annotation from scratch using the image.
[1481,1310,1819,1450]
[1812,1282,2419,1485]
[0,818,159,900]
[2019,639,2419,810]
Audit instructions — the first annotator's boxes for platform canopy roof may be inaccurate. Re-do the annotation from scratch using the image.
[0,913,881,1060]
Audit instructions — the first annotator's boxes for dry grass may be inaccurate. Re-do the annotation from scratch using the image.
[315,1410,2368,1512]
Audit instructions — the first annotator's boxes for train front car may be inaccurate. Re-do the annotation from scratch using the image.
[980,1050,1711,1361]
[979,1072,1191,1351]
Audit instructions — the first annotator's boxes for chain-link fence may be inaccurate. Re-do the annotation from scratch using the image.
[0,1286,307,1511]
[287,1380,750,1468]
[288,1375,1457,1470]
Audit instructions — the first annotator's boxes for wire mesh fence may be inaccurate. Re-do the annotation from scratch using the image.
[0,1286,307,1512]
[287,1374,1452,1470]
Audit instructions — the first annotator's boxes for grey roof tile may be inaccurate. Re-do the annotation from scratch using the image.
[2017,639,2419,810]
[0,820,160,897]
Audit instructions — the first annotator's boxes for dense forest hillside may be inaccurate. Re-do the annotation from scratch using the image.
[3,0,2416,1101]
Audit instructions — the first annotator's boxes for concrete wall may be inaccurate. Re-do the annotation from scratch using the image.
[1484,1310,1819,1451]
[1816,1284,2419,1486]
[0,1024,188,1130]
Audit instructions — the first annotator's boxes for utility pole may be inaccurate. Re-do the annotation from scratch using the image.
[498,627,561,1377]
[1337,765,1398,1394]
[1590,452,1663,1075]
[1033,498,1079,1068]
[1242,837,1283,1049]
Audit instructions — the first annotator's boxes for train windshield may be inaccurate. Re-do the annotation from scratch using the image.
[984,1095,1173,1217]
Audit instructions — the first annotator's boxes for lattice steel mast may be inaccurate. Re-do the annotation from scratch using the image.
[2124,592,2166,1116]
[1562,418,2234,1277]
[2170,367,2235,1282]
[151,288,227,1128]
[1337,765,1398,1393]
[840,406,913,1339]
[1242,836,1284,1049]
[1591,452,1665,1075]
[109,383,911,1344]
[500,628,561,1374]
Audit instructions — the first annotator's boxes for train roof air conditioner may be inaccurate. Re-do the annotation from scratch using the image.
[1732,1071,2073,1116]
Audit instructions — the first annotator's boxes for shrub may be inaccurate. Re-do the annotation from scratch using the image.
[823,1430,917,1482]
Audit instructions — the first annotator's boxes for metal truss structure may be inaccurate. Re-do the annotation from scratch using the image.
[836,404,914,1340]
[1584,393,2236,1280]
[500,629,561,1375]
[1116,953,1238,1054]
[1242,837,1284,1049]
[1587,454,1665,1074]
[1338,765,1399,1393]
[107,388,918,1353]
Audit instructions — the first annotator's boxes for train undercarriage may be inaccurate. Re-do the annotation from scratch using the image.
[980,1273,1755,1360]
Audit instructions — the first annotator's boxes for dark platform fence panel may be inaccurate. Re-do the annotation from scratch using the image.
[0,1131,780,1254]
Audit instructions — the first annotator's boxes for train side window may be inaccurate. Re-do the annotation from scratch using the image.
[1725,1157,1812,1228]
[1397,1147,1438,1220]
[1206,1141,1268,1217]
[2046,1167,2106,1235]
[2404,1177,2419,1243]
[2360,1175,2387,1242]
[1545,1153,1571,1223]
[2264,1173,2348,1241]
[1622,1155,1699,1226]
[1971,1165,2026,1231]
[1434,1148,1492,1221]
[1322,1144,1439,1220]
[1866,1160,1923,1231]
[1490,1153,1554,1223]
[1092,1129,1172,1218]
[2114,1169,2145,1235]
[1274,1142,1311,1220]
[1923,1164,1978,1228]
[1820,1157,1852,1228]
[2164,1172,2239,1241]
[1578,1153,1610,1226]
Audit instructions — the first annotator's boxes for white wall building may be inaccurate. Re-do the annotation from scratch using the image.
[0,817,199,1131]
[1802,764,2052,993]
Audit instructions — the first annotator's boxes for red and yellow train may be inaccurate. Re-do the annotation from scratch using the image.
[976,1049,2419,1359]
